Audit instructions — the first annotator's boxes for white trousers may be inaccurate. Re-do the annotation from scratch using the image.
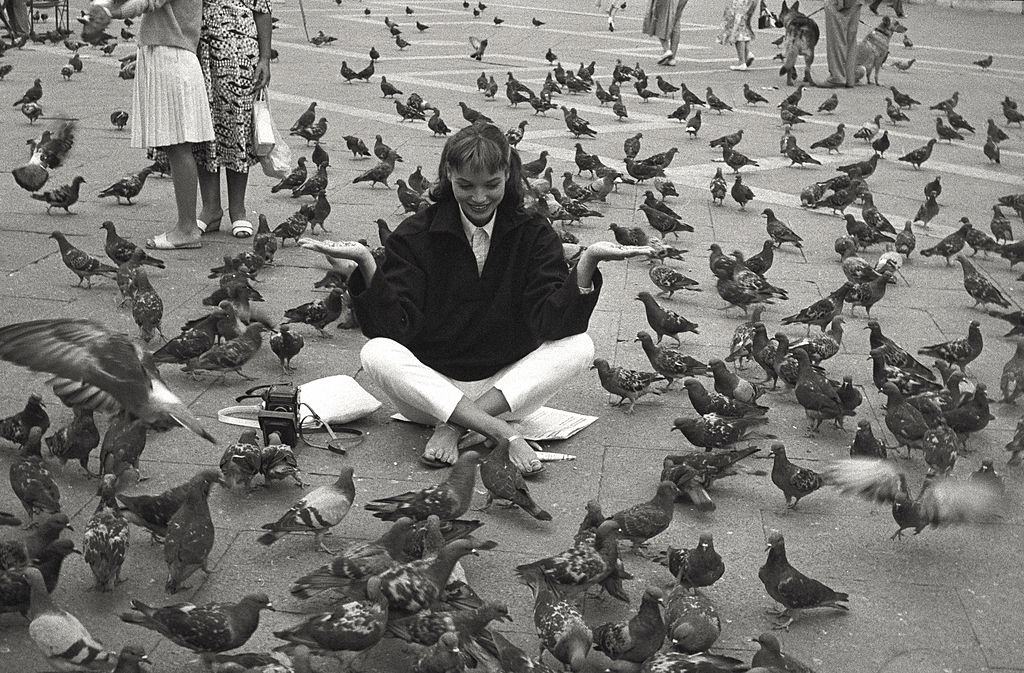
[360,334,595,425]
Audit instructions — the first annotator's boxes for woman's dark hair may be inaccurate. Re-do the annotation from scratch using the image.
[429,122,526,210]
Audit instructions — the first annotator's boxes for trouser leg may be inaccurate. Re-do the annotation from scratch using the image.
[359,334,594,426]
[489,333,595,419]
[824,3,845,82]
[843,4,861,85]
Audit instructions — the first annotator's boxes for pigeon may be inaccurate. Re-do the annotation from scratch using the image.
[378,538,483,614]
[935,117,963,143]
[637,292,698,345]
[291,102,316,132]
[871,130,890,157]
[12,78,43,107]
[984,137,1001,164]
[0,512,70,572]
[705,87,732,113]
[686,110,702,138]
[609,481,678,550]
[785,137,822,167]
[709,358,764,403]
[636,332,708,391]
[957,255,1010,309]
[291,117,328,144]
[682,377,766,419]
[257,468,355,551]
[98,411,148,487]
[80,476,129,592]
[129,268,163,342]
[288,517,420,599]
[269,324,304,373]
[122,592,273,660]
[730,175,754,209]
[342,135,372,160]
[45,407,99,475]
[759,530,849,629]
[99,221,165,269]
[412,632,464,673]
[671,414,772,450]
[366,452,480,521]
[9,428,62,522]
[918,320,983,371]
[810,123,845,153]
[219,430,302,490]
[762,209,805,256]
[655,533,725,589]
[898,139,936,169]
[271,157,307,194]
[708,167,727,205]
[592,358,664,413]
[723,146,758,173]
[283,288,346,336]
[893,57,915,70]
[163,471,217,593]
[24,567,119,671]
[769,443,824,509]
[479,439,551,519]
[98,166,153,204]
[593,586,667,665]
[181,323,268,379]
[987,118,1010,144]
[641,651,747,672]
[0,538,78,619]
[116,470,223,542]
[520,567,592,670]
[743,83,770,105]
[30,176,86,214]
[946,108,975,133]
[973,54,993,69]
[751,633,815,673]
[50,232,118,288]
[609,223,649,247]
[0,394,50,447]
[826,458,1007,539]
[793,349,852,430]
[850,420,890,459]
[516,520,627,602]
[276,582,388,662]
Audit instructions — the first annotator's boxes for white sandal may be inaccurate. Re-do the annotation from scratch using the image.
[231,219,254,238]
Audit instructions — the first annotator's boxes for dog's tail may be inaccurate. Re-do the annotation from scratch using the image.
[780,35,798,81]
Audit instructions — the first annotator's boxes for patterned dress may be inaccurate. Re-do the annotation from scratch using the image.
[193,0,271,173]
[717,0,758,44]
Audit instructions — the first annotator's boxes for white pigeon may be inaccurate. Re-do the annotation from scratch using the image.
[25,567,118,671]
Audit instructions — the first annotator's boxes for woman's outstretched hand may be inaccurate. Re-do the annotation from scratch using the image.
[298,238,372,261]
[581,240,657,262]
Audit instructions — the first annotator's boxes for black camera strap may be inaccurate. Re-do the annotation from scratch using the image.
[297,402,365,455]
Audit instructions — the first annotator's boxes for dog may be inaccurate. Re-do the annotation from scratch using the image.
[779,1,820,87]
[855,16,908,85]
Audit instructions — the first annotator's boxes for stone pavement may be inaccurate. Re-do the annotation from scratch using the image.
[1,0,1023,671]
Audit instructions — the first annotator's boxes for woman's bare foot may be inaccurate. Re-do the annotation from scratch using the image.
[423,423,461,465]
[508,436,542,474]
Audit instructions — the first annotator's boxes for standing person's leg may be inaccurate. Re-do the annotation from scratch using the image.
[225,169,252,236]
[159,143,203,247]
[842,3,861,85]
[197,165,224,230]
[824,1,846,84]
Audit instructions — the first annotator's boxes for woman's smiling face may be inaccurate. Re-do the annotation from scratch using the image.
[448,165,507,225]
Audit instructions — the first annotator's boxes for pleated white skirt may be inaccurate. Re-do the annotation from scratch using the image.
[131,45,215,148]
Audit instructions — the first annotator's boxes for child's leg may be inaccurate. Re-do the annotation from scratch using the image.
[197,165,223,228]
[161,143,202,245]
[735,41,746,63]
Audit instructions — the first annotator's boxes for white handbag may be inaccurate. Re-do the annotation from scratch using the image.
[252,89,276,157]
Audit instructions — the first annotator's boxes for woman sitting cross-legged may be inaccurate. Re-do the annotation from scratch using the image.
[301,123,651,474]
